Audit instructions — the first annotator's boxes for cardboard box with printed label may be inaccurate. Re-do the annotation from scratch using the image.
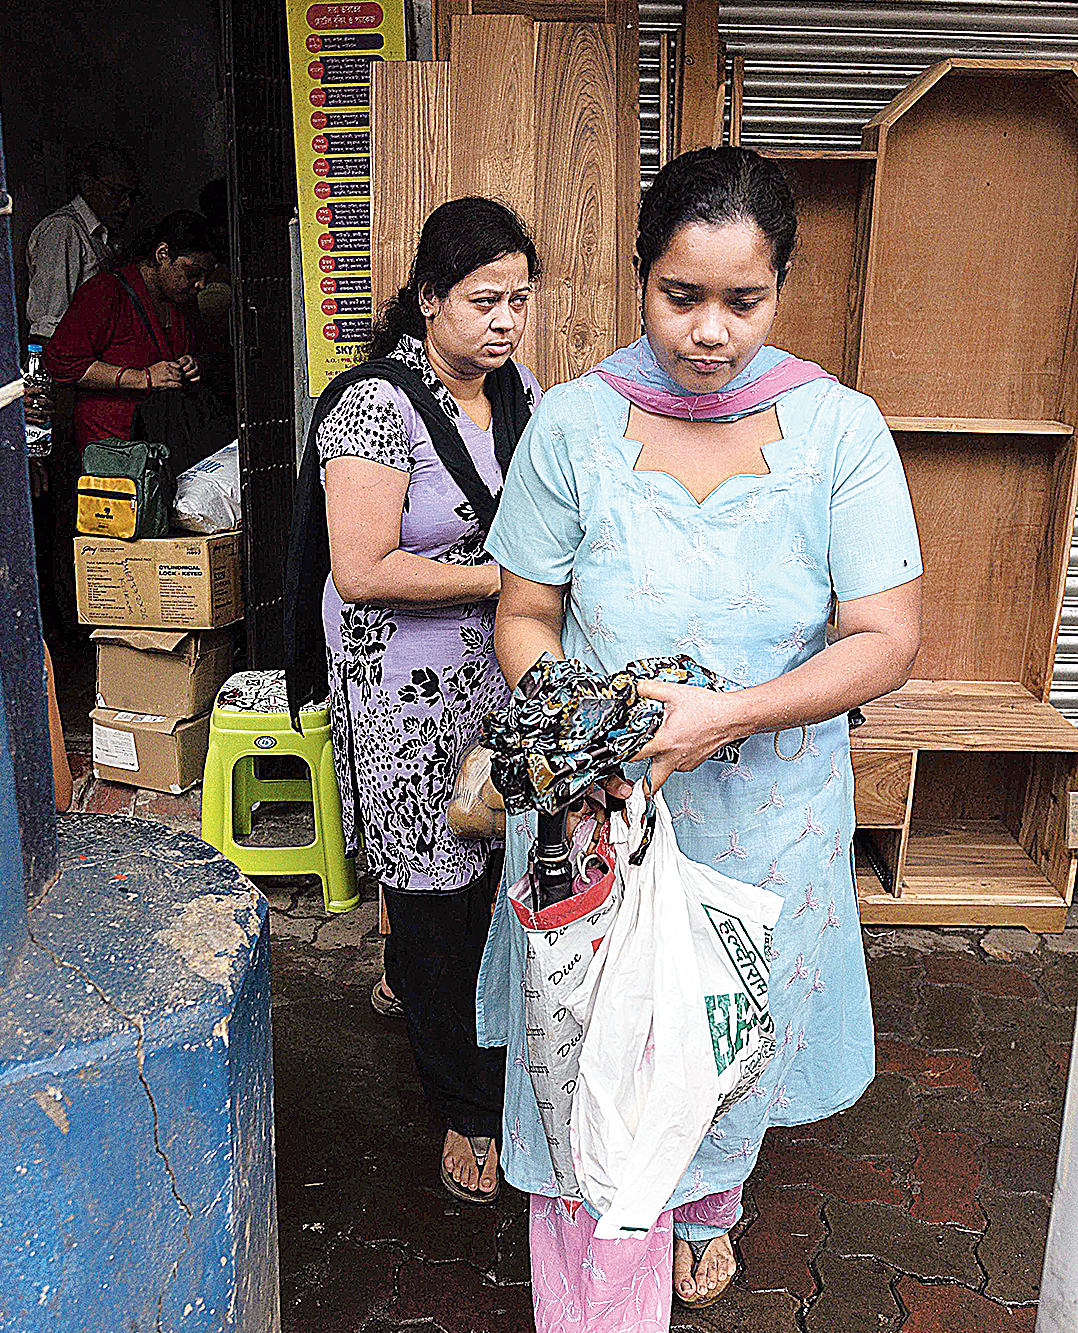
[93,627,234,717]
[91,708,211,793]
[74,531,242,629]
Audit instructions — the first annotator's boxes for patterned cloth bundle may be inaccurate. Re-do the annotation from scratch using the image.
[482,652,741,815]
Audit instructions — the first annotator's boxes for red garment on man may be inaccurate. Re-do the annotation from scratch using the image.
[45,262,198,454]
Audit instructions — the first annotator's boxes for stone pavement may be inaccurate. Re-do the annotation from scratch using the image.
[62,751,1077,1333]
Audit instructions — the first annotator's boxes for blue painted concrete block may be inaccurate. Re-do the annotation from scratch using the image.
[0,815,279,1332]
[0,700,26,988]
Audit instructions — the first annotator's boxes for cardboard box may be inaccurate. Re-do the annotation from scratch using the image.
[91,707,211,793]
[93,627,234,717]
[74,531,243,629]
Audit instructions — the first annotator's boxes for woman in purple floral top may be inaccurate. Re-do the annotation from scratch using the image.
[318,199,541,1203]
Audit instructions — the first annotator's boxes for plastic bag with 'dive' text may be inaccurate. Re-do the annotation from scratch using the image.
[568,782,783,1240]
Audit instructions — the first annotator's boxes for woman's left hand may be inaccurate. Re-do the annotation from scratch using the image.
[632,681,745,792]
[178,353,201,384]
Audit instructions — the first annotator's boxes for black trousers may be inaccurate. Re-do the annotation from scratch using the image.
[382,853,506,1141]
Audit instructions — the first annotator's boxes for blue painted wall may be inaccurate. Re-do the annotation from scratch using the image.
[0,817,280,1330]
[0,702,26,988]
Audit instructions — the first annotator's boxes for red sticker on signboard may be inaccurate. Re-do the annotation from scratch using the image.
[319,256,337,272]
[314,180,331,198]
[323,322,339,340]
[318,233,335,251]
[322,298,338,315]
[320,277,338,293]
[313,159,330,176]
[307,61,324,79]
[312,134,329,153]
[306,3,383,29]
[310,111,328,129]
[316,206,332,224]
[309,88,326,106]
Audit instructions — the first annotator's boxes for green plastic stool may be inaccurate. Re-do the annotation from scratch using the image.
[201,670,359,913]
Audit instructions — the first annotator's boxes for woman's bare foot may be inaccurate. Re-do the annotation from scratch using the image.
[673,1232,736,1305]
[442,1130,499,1197]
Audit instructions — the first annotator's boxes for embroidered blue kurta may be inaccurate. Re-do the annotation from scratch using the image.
[479,371,922,1204]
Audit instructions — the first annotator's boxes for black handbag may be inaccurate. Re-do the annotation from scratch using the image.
[114,273,235,479]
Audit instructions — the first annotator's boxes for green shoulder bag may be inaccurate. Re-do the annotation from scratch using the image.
[77,438,174,541]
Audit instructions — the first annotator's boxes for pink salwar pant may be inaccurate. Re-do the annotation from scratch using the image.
[529,1188,742,1332]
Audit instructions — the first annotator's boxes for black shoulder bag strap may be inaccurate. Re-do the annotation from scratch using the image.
[113,273,169,360]
[283,355,530,730]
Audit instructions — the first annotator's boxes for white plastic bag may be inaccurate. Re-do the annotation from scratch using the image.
[172,439,241,533]
[507,816,627,1198]
[570,783,783,1239]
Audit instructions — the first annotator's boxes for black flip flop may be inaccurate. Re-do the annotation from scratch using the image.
[674,1234,736,1308]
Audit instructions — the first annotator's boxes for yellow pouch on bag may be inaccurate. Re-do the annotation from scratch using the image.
[76,474,139,540]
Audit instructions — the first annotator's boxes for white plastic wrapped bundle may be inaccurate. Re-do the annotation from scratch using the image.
[172,440,241,533]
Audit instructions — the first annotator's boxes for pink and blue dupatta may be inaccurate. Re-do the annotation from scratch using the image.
[586,336,835,421]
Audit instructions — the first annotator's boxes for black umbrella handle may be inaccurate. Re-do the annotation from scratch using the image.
[534,810,573,911]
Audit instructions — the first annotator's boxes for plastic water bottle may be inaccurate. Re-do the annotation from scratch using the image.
[24,343,53,458]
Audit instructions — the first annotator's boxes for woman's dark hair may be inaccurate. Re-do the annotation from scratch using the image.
[112,210,218,269]
[636,147,798,292]
[367,196,541,360]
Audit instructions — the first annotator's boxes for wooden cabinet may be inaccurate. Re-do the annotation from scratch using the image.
[771,60,1078,930]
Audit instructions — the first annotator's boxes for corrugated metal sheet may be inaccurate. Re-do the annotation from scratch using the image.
[1051,521,1078,723]
[640,2,1078,178]
[637,2,1078,718]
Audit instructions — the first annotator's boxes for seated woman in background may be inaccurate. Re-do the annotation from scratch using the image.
[45,211,216,458]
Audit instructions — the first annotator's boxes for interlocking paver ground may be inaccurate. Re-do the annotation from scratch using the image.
[58,742,1074,1332]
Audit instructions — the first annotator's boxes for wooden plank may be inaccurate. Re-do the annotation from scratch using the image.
[857,73,1078,421]
[857,882,1068,932]
[856,828,904,898]
[450,15,536,220]
[676,0,723,153]
[903,820,1063,898]
[473,0,607,16]
[371,62,452,311]
[449,18,535,220]
[852,749,915,826]
[842,157,874,387]
[910,750,1029,824]
[886,417,1073,435]
[895,431,1062,683]
[534,21,621,386]
[1017,751,1078,904]
[1023,437,1078,699]
[855,680,1078,751]
[767,149,877,160]
[611,0,640,353]
[768,158,866,381]
[729,53,744,146]
[433,0,471,61]
[450,14,537,370]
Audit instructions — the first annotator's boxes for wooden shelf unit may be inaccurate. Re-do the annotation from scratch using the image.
[769,61,1078,928]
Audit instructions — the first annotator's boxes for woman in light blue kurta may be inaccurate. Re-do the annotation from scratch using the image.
[480,147,923,1329]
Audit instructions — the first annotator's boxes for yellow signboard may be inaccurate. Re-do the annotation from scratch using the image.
[285,0,407,396]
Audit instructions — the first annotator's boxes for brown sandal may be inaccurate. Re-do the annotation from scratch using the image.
[440,1134,501,1205]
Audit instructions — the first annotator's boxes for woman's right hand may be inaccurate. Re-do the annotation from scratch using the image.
[148,360,183,391]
